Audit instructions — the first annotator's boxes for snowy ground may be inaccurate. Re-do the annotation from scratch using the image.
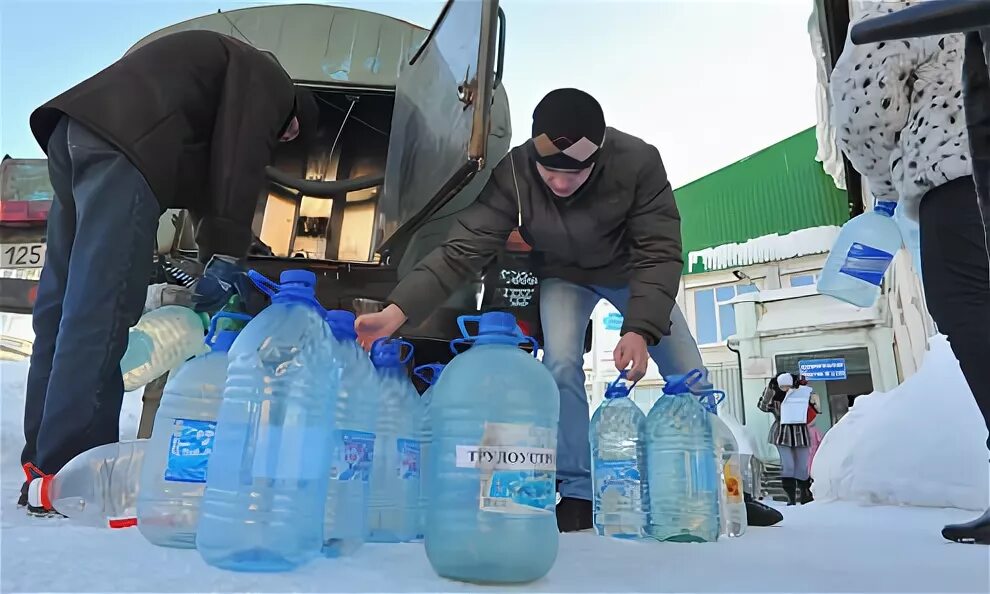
[2,314,989,593]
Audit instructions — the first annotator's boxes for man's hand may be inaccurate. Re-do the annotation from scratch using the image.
[354,304,407,350]
[614,331,650,381]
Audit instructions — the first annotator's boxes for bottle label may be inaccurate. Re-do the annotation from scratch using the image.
[164,418,216,483]
[723,460,743,504]
[838,243,894,286]
[396,438,420,480]
[328,429,375,482]
[594,458,642,502]
[455,422,556,515]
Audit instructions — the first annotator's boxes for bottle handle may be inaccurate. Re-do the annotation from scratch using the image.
[247,270,279,298]
[205,311,252,346]
[413,363,444,385]
[456,315,483,339]
[397,339,415,365]
[607,369,639,396]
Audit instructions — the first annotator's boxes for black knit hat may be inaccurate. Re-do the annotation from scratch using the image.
[531,88,606,170]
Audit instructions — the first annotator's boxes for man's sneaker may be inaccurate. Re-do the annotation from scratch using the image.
[556,497,593,533]
[745,492,783,527]
[20,463,63,517]
[942,508,990,545]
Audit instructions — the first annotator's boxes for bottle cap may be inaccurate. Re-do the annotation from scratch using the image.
[874,201,897,217]
[279,269,317,287]
[325,309,357,341]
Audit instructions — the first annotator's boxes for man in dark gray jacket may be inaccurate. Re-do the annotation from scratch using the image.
[355,88,709,531]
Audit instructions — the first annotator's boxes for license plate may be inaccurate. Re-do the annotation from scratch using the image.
[0,243,46,269]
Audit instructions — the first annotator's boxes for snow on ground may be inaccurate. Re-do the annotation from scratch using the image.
[813,335,990,511]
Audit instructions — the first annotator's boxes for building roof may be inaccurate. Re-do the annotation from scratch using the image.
[674,127,849,274]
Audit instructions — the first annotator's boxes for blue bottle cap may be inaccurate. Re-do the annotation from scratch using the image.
[477,311,519,336]
[325,309,357,341]
[211,329,239,352]
[874,201,897,217]
[371,338,413,369]
[279,269,317,287]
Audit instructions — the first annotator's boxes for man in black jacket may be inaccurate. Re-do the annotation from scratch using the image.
[18,30,318,513]
[355,89,711,531]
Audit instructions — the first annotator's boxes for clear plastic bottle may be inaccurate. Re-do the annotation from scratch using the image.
[645,369,720,543]
[817,200,903,307]
[426,312,559,584]
[413,363,445,540]
[27,440,148,528]
[137,312,250,549]
[894,206,923,282]
[698,390,746,538]
[196,270,337,573]
[589,371,648,539]
[367,338,420,543]
[322,309,378,557]
[121,305,210,391]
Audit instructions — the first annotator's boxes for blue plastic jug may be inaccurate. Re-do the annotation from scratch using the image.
[697,390,746,538]
[368,338,421,543]
[413,363,445,539]
[138,311,251,549]
[818,200,903,307]
[425,312,559,584]
[645,369,720,543]
[589,371,648,539]
[322,309,378,557]
[196,270,337,572]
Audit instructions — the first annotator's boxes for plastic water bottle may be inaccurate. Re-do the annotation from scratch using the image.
[413,363,445,539]
[121,305,210,391]
[646,369,720,543]
[817,200,903,307]
[368,338,420,543]
[26,440,148,528]
[322,309,378,557]
[589,371,648,539]
[894,206,923,281]
[137,312,250,549]
[426,312,559,584]
[698,391,746,538]
[196,270,337,573]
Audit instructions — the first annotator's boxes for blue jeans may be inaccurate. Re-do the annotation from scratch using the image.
[21,117,159,475]
[540,278,708,501]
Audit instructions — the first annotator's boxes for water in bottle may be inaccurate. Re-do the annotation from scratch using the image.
[26,440,148,528]
[426,312,559,584]
[589,371,648,539]
[368,338,420,543]
[196,270,337,573]
[322,309,378,557]
[817,200,903,307]
[413,363,445,539]
[645,369,720,543]
[698,390,746,538]
[121,305,210,391]
[137,312,250,549]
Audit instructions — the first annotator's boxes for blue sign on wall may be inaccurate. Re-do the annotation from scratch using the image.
[799,358,847,381]
[603,312,624,331]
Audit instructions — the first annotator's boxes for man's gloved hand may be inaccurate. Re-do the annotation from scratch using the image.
[192,255,248,314]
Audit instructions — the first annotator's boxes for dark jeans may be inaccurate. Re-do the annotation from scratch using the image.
[919,177,990,452]
[21,117,159,475]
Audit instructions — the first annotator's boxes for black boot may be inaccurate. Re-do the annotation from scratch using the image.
[781,477,797,506]
[556,497,593,533]
[798,479,814,505]
[942,508,990,545]
[744,492,783,527]
[17,481,28,507]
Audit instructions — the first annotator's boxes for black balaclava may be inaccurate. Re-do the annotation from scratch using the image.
[531,88,606,170]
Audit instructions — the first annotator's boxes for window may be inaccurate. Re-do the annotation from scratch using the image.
[788,273,817,288]
[692,283,758,345]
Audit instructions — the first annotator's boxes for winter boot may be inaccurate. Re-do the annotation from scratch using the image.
[21,463,63,518]
[744,492,783,527]
[798,479,814,504]
[942,508,990,545]
[556,497,593,532]
[781,477,797,506]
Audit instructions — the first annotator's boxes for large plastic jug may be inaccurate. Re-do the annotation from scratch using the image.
[413,363,445,539]
[368,338,421,543]
[425,312,559,584]
[817,201,903,307]
[26,440,147,528]
[698,390,746,538]
[322,309,378,557]
[645,369,720,543]
[137,311,251,549]
[589,371,648,539]
[894,206,923,282]
[196,270,337,573]
[121,305,210,391]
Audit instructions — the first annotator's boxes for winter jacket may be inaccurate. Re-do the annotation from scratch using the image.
[29,30,297,262]
[830,1,973,221]
[387,128,683,345]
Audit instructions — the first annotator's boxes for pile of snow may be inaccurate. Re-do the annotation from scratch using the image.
[687,225,840,271]
[812,335,990,511]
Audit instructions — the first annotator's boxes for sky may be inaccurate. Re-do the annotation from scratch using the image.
[0,0,819,187]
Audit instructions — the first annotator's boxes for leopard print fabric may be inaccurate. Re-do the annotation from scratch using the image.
[830,1,973,221]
